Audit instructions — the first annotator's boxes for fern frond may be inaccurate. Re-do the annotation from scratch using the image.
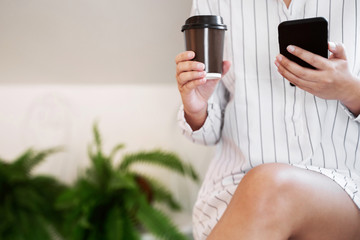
[0,173,66,240]
[87,144,95,160]
[58,124,199,240]
[104,205,141,240]
[108,172,137,192]
[12,149,35,171]
[13,148,62,174]
[120,208,140,240]
[136,198,187,240]
[92,122,102,154]
[27,147,62,172]
[86,154,113,189]
[14,148,35,163]
[119,150,199,181]
[109,143,125,160]
[105,206,124,240]
[137,174,181,211]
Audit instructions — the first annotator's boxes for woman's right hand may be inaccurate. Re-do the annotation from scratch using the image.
[175,51,231,130]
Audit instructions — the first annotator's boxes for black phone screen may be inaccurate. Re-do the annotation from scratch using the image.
[278,17,328,70]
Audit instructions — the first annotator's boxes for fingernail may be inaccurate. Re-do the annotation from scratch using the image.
[199,78,206,83]
[329,42,336,51]
[198,63,205,69]
[198,71,205,77]
[287,45,295,53]
[188,52,194,58]
[275,60,279,67]
[276,55,283,62]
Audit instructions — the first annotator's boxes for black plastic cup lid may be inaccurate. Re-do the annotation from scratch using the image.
[181,15,227,32]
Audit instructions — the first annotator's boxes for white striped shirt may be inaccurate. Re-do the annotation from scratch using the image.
[178,0,360,239]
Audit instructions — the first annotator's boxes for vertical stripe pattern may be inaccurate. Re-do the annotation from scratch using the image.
[182,0,360,239]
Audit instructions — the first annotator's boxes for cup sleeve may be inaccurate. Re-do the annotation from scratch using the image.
[177,102,223,145]
[340,103,360,123]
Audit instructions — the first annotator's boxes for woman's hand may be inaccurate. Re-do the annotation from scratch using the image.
[275,42,360,116]
[175,51,231,130]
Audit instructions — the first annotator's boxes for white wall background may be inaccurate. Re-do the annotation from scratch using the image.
[0,0,212,232]
[0,84,215,213]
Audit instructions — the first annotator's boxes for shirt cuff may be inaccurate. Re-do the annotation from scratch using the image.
[177,103,222,145]
[340,103,360,122]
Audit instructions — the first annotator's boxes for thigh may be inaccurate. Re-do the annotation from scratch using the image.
[208,163,360,240]
[285,165,360,240]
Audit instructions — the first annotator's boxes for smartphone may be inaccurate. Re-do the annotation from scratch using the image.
[278,17,328,86]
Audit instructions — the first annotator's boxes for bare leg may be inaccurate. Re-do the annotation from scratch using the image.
[208,163,360,240]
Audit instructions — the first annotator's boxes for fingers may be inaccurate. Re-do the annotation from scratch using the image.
[286,45,330,70]
[175,51,230,94]
[178,70,206,86]
[222,60,232,77]
[182,78,208,92]
[175,51,195,64]
[276,57,312,86]
[275,57,318,92]
[275,54,317,82]
[177,61,205,75]
[328,42,347,60]
[176,51,206,87]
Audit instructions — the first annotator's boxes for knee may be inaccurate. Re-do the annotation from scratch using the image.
[210,164,304,238]
[237,163,299,219]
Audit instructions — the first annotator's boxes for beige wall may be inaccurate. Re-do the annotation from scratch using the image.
[0,0,192,84]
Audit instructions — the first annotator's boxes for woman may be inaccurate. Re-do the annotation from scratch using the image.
[176,0,360,239]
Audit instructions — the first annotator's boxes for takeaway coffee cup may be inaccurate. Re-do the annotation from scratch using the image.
[181,15,227,79]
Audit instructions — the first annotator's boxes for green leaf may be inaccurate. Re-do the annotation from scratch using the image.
[13,147,62,174]
[0,147,65,240]
[87,144,95,160]
[12,149,35,167]
[120,210,140,240]
[109,143,125,160]
[119,150,199,181]
[54,124,199,240]
[86,154,113,189]
[138,175,181,211]
[136,198,187,240]
[105,207,123,240]
[92,122,102,154]
[108,172,137,192]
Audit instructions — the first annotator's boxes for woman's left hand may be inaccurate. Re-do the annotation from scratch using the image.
[275,42,360,115]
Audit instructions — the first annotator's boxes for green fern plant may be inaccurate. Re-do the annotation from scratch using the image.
[0,148,67,240]
[57,123,198,240]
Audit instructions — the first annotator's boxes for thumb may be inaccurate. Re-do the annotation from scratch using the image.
[328,42,347,60]
[222,60,232,77]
